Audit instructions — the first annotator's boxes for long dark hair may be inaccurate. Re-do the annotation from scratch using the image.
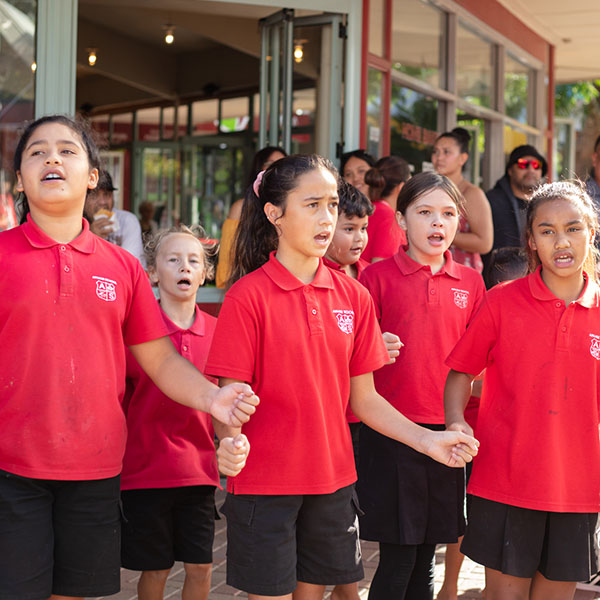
[13,114,101,224]
[229,154,339,285]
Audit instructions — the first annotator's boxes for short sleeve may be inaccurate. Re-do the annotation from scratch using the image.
[446,295,496,376]
[349,288,388,377]
[205,294,257,383]
[122,264,167,346]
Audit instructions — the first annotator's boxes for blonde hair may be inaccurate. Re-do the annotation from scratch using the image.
[525,180,599,282]
[145,224,217,283]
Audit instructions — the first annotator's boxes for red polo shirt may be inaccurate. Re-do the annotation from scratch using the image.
[324,256,372,423]
[446,268,600,512]
[361,200,407,262]
[205,252,389,495]
[0,216,167,480]
[121,306,219,490]
[360,247,485,424]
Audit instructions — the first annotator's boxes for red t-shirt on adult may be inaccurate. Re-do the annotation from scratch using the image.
[205,252,389,495]
[0,216,167,480]
[360,247,485,424]
[361,200,407,262]
[447,268,600,512]
[121,306,220,490]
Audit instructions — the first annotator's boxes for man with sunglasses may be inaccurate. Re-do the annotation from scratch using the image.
[482,145,547,284]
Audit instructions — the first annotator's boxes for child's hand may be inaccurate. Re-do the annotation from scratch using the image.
[420,430,479,468]
[210,383,259,427]
[217,434,250,477]
[382,332,403,364]
[446,419,474,439]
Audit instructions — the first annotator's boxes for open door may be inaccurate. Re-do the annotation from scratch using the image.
[258,9,345,164]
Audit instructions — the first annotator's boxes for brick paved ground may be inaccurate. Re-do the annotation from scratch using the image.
[97,487,600,600]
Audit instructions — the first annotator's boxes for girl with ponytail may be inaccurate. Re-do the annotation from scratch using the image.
[206,154,479,599]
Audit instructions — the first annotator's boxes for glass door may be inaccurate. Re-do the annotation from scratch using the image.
[180,136,248,241]
[259,9,345,162]
[131,141,178,228]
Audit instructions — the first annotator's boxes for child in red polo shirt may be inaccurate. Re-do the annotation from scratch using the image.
[356,171,486,600]
[205,155,479,600]
[120,224,250,600]
[445,181,600,599]
[0,115,258,600]
[438,246,528,600]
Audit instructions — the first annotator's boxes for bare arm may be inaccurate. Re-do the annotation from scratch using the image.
[350,372,478,467]
[129,337,259,427]
[444,369,476,436]
[453,185,493,254]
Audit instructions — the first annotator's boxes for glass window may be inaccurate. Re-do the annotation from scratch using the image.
[219,97,250,133]
[503,124,528,160]
[457,23,494,109]
[0,0,36,230]
[366,69,385,158]
[390,83,438,173]
[161,106,175,140]
[90,115,110,146]
[505,53,531,124]
[177,104,188,137]
[109,113,133,144]
[192,99,219,136]
[456,113,486,187]
[136,107,161,142]
[292,87,316,153]
[369,0,385,56]
[392,0,445,89]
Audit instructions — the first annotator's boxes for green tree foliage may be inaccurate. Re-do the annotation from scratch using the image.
[555,81,600,118]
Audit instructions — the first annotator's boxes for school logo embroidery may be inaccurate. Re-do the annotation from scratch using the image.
[451,288,470,309]
[333,309,355,334]
[589,334,600,360]
[93,276,117,302]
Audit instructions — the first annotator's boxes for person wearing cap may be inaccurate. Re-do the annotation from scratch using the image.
[482,145,547,282]
[85,169,146,267]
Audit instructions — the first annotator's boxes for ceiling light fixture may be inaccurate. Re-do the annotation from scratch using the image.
[294,40,306,64]
[87,48,97,66]
[164,24,175,45]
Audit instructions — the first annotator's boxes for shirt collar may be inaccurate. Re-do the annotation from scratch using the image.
[528,265,599,308]
[392,245,461,279]
[160,304,206,336]
[322,256,344,272]
[21,214,96,254]
[262,251,335,291]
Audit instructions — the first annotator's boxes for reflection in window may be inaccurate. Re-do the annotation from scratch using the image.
[0,0,36,230]
[503,125,528,160]
[392,0,445,89]
[366,69,384,158]
[369,0,385,57]
[456,114,486,187]
[390,84,438,173]
[457,23,493,109]
[505,53,531,124]
[292,88,316,154]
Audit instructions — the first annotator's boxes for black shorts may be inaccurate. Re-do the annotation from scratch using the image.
[0,469,121,600]
[121,485,217,570]
[357,424,465,545]
[220,484,363,596]
[462,495,600,582]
